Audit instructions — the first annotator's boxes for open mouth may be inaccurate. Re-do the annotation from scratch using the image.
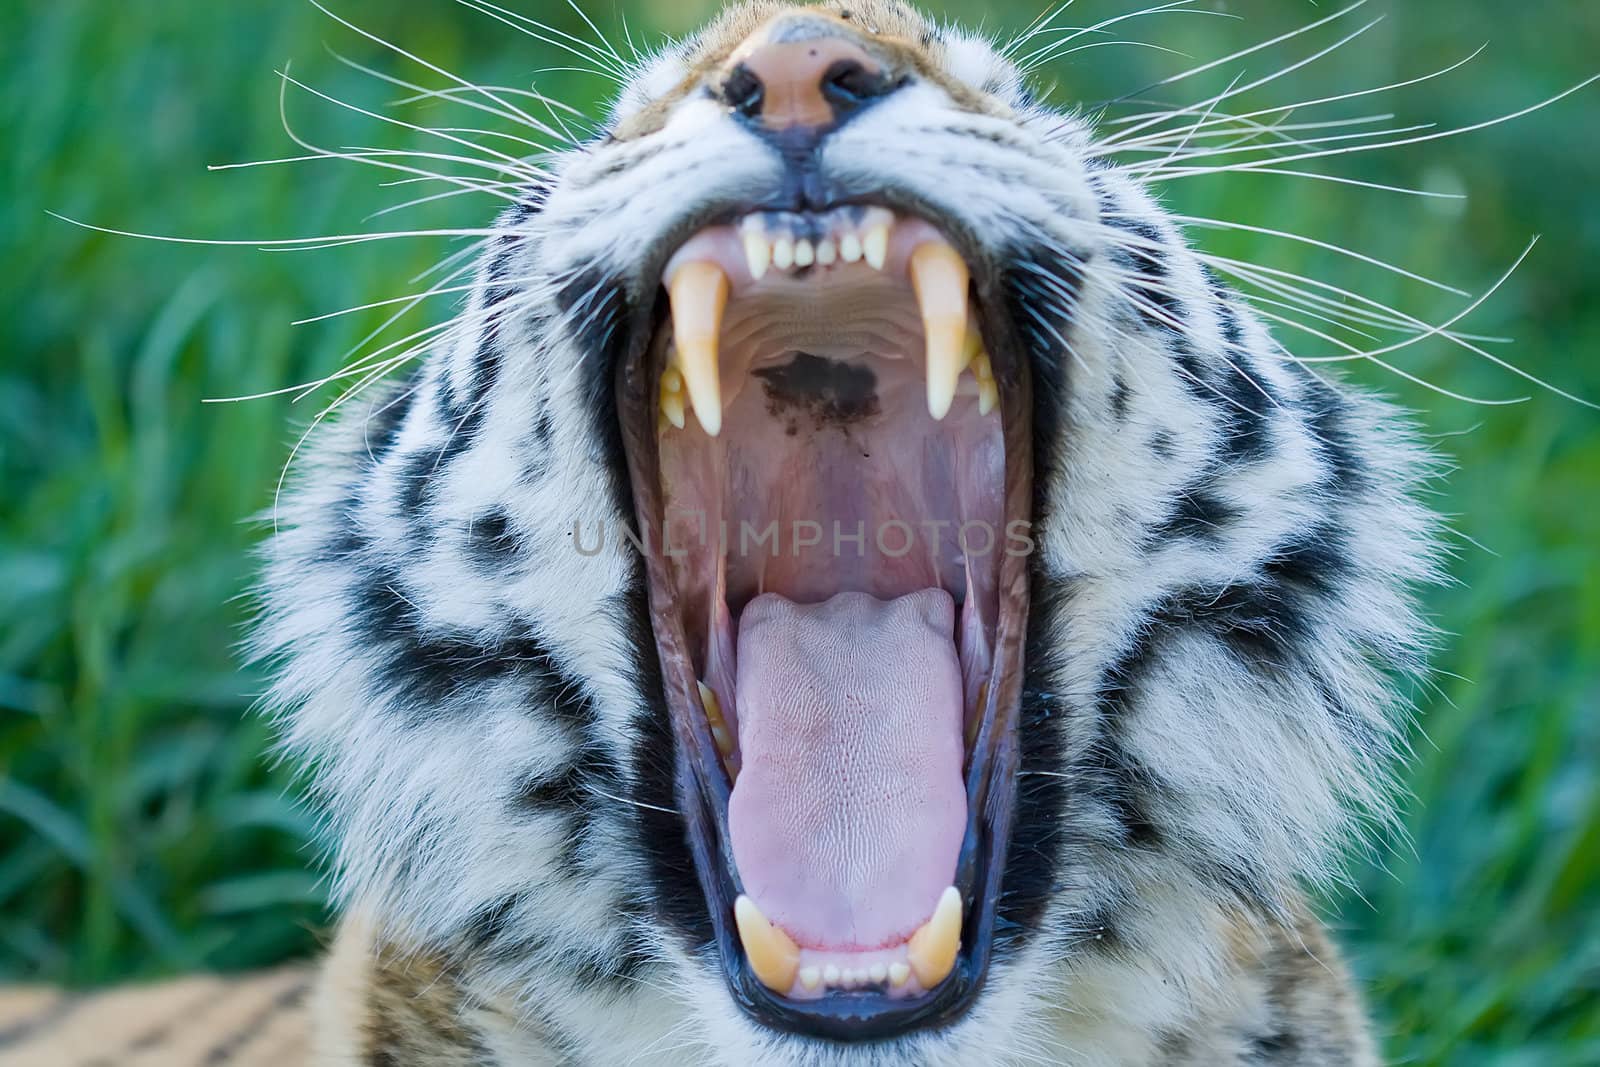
[616,203,1032,1039]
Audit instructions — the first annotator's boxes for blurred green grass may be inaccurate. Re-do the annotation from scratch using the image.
[1,1,1595,1062]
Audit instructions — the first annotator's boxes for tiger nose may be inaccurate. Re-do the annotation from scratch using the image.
[722,22,900,131]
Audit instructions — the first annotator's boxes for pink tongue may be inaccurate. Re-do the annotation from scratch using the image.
[728,590,966,951]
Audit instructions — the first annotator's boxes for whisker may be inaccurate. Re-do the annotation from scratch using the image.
[1020,1,1230,73]
[1100,44,1488,147]
[273,67,543,177]
[1154,75,1600,179]
[1153,166,1463,201]
[307,0,552,135]
[1098,0,1374,115]
[1107,14,1386,148]
[50,213,503,250]
[328,47,578,142]
[1003,0,1080,59]
[453,0,626,82]
[1155,213,1470,295]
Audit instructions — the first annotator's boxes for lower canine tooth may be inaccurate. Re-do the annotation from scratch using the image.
[697,681,735,763]
[906,886,962,989]
[734,896,800,993]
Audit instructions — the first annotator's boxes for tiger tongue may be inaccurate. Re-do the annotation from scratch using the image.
[727,590,967,951]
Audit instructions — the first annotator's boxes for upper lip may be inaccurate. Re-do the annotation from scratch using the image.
[613,195,1034,1041]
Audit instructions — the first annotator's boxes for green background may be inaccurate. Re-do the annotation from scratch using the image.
[2,1,1595,1063]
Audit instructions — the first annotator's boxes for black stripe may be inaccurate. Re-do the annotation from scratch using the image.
[76,980,244,1067]
[0,992,82,1049]
[351,562,599,726]
[1150,485,1238,543]
[201,977,310,1065]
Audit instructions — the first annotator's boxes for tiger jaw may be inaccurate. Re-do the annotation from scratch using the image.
[618,202,1033,1037]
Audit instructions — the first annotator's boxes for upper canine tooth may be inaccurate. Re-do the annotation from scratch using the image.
[862,223,889,271]
[906,886,962,989]
[734,895,800,993]
[909,242,972,420]
[667,262,729,436]
[742,230,771,281]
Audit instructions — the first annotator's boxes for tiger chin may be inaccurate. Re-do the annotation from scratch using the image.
[258,2,1435,1063]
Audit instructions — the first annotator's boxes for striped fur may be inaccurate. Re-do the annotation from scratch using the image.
[0,968,310,1066]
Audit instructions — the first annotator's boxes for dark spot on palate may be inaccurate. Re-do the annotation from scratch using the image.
[754,352,880,431]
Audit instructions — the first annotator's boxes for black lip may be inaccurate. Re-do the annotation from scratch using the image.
[614,190,1035,1042]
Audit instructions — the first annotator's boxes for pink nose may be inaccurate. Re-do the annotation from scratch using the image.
[723,18,898,131]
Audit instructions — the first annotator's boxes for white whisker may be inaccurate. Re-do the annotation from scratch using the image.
[1155,75,1600,179]
[1158,213,1470,295]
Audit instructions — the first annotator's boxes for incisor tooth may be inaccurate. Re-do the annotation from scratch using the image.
[772,237,795,271]
[742,231,770,281]
[888,961,911,988]
[868,962,888,984]
[840,232,863,263]
[862,224,889,270]
[909,242,972,420]
[799,966,821,991]
[667,262,728,436]
[823,964,841,986]
[734,896,800,993]
[816,237,837,265]
[793,238,815,267]
[906,886,962,989]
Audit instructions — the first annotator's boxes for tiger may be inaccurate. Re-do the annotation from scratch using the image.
[14,0,1472,1063]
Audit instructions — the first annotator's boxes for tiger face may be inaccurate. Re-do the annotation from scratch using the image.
[260,1,1433,1062]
